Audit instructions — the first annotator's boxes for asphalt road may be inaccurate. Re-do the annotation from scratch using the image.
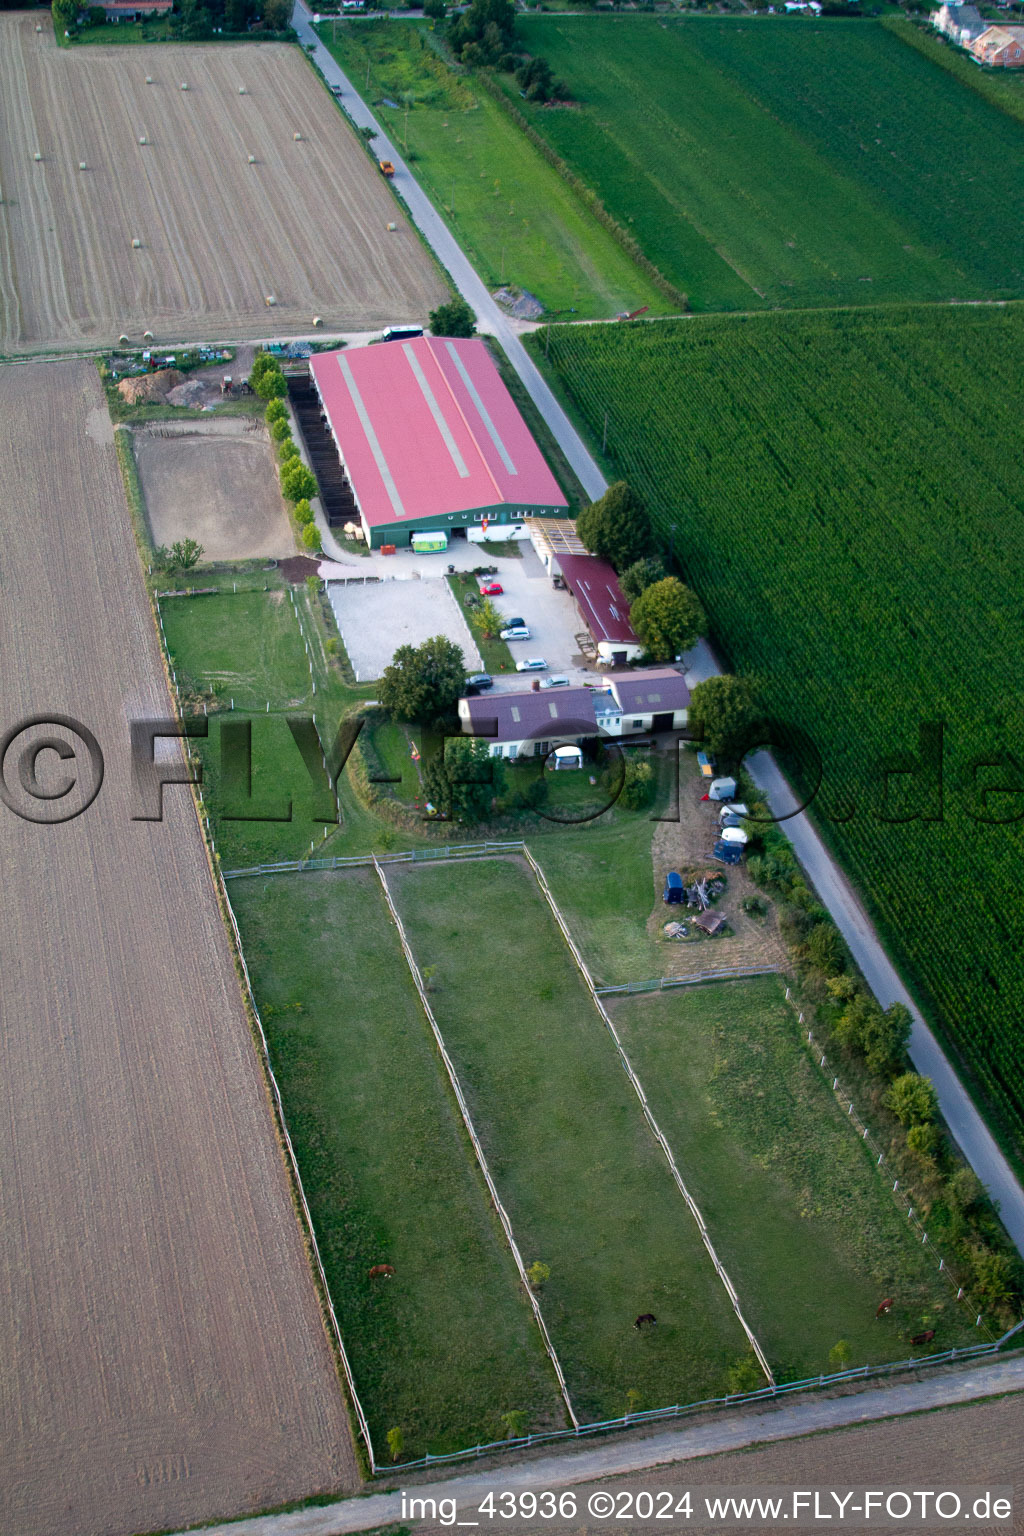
[292,1,608,501]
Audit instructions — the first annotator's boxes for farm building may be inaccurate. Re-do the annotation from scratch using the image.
[458,669,689,757]
[308,339,568,550]
[101,0,172,19]
[527,520,642,662]
[932,1,986,44]
[970,24,1024,63]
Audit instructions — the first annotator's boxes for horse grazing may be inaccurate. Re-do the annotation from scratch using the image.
[876,1297,894,1318]
[633,1313,658,1331]
[368,1263,395,1280]
[910,1329,935,1346]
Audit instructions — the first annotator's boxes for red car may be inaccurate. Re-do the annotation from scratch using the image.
[479,580,503,596]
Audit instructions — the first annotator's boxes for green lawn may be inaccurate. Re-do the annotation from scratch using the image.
[387,857,751,1422]
[508,16,1024,311]
[316,20,671,319]
[526,816,662,987]
[230,867,564,1458]
[610,979,981,1381]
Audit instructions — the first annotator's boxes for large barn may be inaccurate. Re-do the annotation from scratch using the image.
[309,337,568,550]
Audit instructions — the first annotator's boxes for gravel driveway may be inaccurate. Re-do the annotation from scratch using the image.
[328,575,483,680]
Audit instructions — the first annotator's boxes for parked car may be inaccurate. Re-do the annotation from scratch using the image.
[502,616,525,629]
[516,657,548,672]
[501,625,530,641]
[540,675,571,689]
[663,871,684,905]
[552,574,567,591]
[712,839,743,866]
[479,581,503,596]
[465,673,493,695]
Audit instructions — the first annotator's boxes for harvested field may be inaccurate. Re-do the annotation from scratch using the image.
[0,17,447,352]
[135,422,296,560]
[0,361,357,1536]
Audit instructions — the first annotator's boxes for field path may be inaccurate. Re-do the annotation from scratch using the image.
[0,361,357,1536]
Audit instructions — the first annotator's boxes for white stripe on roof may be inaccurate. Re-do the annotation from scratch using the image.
[338,355,406,520]
[404,344,470,479]
[445,341,518,477]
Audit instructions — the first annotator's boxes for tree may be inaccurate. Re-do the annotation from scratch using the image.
[294,497,313,526]
[170,537,204,570]
[379,635,466,726]
[630,577,706,663]
[386,1426,404,1463]
[576,481,652,572]
[281,461,317,503]
[301,521,322,554]
[970,1248,1018,1310]
[265,398,288,425]
[52,0,77,33]
[254,366,287,401]
[422,736,501,822]
[429,297,476,338]
[527,1260,550,1290]
[269,416,292,443]
[423,0,446,16]
[907,1122,941,1160]
[801,921,844,979]
[474,596,503,639]
[885,1072,938,1127]
[619,555,665,605]
[688,674,760,761]
[618,758,654,811]
[262,0,291,27]
[834,994,910,1077]
[447,0,515,62]
[170,0,213,38]
[278,439,301,465]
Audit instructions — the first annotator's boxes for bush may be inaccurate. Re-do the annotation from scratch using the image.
[885,1072,938,1127]
[429,298,476,338]
[270,417,292,443]
[294,497,314,526]
[278,439,301,465]
[265,398,288,425]
[302,521,323,554]
[577,481,652,572]
[618,758,654,810]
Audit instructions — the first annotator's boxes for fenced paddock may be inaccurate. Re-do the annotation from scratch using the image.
[384,856,754,1423]
[227,866,565,1462]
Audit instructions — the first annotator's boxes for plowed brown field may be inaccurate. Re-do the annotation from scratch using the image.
[0,361,358,1536]
[0,17,446,351]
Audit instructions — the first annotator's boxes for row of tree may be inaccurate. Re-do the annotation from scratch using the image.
[254,356,322,553]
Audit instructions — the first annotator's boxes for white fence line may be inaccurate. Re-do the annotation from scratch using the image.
[223,840,525,879]
[372,857,580,1430]
[521,846,776,1389]
[597,965,780,995]
[389,1336,1010,1473]
[219,878,378,1473]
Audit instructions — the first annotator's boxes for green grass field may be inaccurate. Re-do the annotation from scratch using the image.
[610,979,980,1378]
[387,857,756,1421]
[316,20,670,319]
[229,867,564,1458]
[532,302,1024,1174]
[508,16,1024,310]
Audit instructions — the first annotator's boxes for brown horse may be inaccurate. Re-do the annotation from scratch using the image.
[368,1264,395,1280]
[876,1297,894,1318]
[910,1329,935,1346]
[633,1313,658,1331]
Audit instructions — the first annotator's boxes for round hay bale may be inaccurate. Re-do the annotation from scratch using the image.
[247,154,256,164]
[119,334,130,344]
[145,75,153,83]
[387,221,396,231]
[79,161,87,171]
[293,131,302,141]
[33,152,42,162]
[238,85,247,94]
[131,238,141,249]
[139,135,148,145]
[143,330,154,341]
[312,316,323,327]
[36,22,43,30]
[180,82,189,91]
[265,294,277,307]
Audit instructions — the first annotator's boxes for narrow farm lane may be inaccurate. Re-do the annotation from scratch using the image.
[291,0,608,500]
[172,1355,1024,1536]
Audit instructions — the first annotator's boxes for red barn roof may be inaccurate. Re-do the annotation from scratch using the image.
[557,553,639,647]
[310,338,567,530]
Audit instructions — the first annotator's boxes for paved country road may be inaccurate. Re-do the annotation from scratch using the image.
[172,1355,1024,1536]
[291,1,607,501]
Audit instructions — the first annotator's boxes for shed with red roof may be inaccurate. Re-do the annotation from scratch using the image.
[309,338,568,550]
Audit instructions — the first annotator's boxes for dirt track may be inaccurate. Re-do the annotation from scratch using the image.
[0,18,446,351]
[0,361,358,1536]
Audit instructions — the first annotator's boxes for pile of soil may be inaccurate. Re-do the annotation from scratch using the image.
[165,379,208,408]
[492,286,544,320]
[279,555,322,583]
[117,369,183,404]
